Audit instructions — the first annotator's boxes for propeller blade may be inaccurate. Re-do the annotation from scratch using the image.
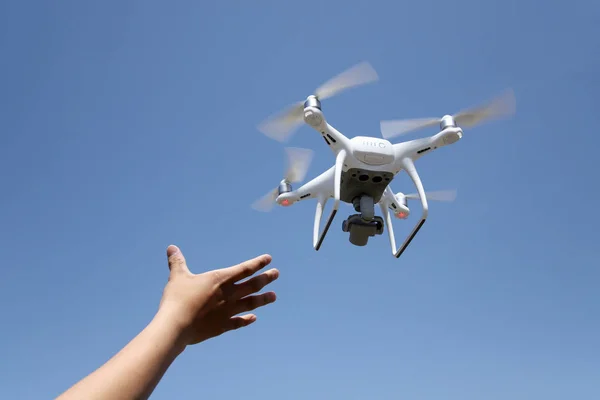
[258,61,378,143]
[379,88,516,139]
[380,117,440,139]
[257,101,304,142]
[454,88,516,128]
[404,189,457,202]
[251,188,278,212]
[284,147,314,183]
[251,147,314,212]
[314,61,379,100]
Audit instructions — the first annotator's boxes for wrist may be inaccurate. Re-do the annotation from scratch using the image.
[150,308,189,356]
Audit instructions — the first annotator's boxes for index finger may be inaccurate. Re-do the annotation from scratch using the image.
[218,254,273,284]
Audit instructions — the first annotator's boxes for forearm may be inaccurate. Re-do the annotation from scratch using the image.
[57,310,186,400]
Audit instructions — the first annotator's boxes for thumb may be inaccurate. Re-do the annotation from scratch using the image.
[166,244,190,274]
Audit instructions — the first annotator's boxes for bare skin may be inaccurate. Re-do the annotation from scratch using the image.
[57,245,279,400]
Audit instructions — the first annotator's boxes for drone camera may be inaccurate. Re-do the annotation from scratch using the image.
[342,214,384,247]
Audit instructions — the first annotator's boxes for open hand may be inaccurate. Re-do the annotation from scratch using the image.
[158,245,279,347]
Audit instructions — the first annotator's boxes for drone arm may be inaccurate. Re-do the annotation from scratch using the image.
[322,122,352,154]
[312,149,346,250]
[392,127,463,163]
[277,165,335,207]
[303,105,352,156]
[392,136,435,163]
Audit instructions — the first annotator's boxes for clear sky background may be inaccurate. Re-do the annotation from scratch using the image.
[1,1,599,399]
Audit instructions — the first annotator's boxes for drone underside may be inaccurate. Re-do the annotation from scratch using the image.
[252,61,516,258]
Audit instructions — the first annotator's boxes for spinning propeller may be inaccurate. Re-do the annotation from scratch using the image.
[258,61,379,142]
[393,189,457,219]
[380,88,516,139]
[401,189,457,202]
[251,147,314,212]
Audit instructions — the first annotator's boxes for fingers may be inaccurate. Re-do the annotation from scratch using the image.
[166,244,190,275]
[230,291,277,316]
[223,294,275,333]
[226,314,257,331]
[218,254,273,284]
[232,268,279,300]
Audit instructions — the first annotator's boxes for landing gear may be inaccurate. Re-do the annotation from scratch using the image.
[343,195,383,246]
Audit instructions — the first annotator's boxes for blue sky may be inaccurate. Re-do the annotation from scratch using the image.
[1,1,599,399]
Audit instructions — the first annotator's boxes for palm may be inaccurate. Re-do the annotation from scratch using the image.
[160,246,279,346]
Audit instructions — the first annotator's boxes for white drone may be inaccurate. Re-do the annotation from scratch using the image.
[252,61,515,258]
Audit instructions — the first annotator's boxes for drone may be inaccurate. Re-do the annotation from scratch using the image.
[252,61,516,258]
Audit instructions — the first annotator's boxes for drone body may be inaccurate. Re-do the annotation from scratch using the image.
[253,62,515,258]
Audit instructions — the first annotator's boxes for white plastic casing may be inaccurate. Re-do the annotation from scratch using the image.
[350,136,395,166]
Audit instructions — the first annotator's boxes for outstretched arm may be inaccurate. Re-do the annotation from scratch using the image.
[57,310,185,400]
[57,245,279,400]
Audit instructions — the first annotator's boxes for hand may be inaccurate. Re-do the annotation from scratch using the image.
[157,245,279,348]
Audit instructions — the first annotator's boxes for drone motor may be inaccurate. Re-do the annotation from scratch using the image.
[395,193,408,208]
[278,181,292,195]
[303,95,322,110]
[440,115,456,130]
[303,95,324,127]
